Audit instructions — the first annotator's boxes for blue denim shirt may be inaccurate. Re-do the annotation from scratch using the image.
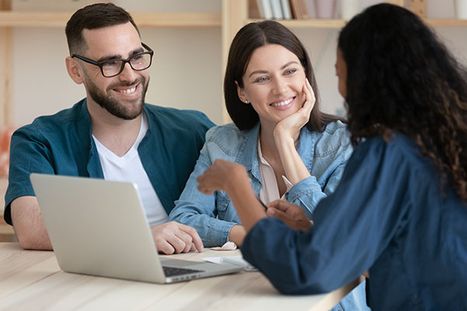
[170,121,369,310]
[169,120,353,247]
[4,99,214,224]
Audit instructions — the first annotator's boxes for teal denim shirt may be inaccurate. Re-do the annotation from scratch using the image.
[169,120,353,247]
[4,99,214,224]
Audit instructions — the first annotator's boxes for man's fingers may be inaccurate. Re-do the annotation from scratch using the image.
[155,239,176,255]
[163,234,187,254]
[152,222,200,254]
[178,223,204,252]
[174,230,194,253]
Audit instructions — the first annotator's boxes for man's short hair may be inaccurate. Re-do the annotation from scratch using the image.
[65,2,139,55]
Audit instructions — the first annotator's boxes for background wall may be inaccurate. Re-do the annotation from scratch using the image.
[296,0,467,116]
[7,0,467,126]
[11,26,223,125]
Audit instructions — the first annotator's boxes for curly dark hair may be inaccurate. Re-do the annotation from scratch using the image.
[224,20,340,131]
[338,3,467,201]
[65,2,139,55]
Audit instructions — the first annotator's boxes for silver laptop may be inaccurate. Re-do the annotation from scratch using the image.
[30,173,242,283]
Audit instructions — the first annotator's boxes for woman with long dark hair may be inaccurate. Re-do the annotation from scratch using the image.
[197,4,467,309]
[170,20,368,310]
[171,20,353,248]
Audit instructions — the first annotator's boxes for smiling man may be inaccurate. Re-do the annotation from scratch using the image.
[3,3,214,254]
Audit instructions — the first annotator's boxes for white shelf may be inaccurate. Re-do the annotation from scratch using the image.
[247,18,345,28]
[247,17,467,29]
[0,11,222,27]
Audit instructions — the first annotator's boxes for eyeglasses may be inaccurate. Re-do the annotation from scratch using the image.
[72,42,154,78]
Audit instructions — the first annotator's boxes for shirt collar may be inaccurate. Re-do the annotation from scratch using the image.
[236,123,262,183]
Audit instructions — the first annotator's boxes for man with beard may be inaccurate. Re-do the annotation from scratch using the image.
[3,3,214,254]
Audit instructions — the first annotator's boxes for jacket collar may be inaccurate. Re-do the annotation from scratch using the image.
[236,123,262,186]
[236,123,315,185]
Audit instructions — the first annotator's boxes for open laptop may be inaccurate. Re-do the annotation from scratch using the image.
[30,173,243,284]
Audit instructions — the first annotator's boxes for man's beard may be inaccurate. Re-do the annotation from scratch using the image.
[87,77,148,120]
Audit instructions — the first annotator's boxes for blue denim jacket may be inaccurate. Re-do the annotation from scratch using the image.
[169,120,353,247]
[170,121,370,311]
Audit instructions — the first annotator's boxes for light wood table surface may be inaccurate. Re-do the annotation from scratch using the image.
[0,242,355,311]
[0,178,15,242]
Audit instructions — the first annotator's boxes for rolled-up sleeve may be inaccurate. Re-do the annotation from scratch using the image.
[4,126,54,224]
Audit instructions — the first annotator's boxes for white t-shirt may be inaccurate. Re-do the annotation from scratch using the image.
[257,139,293,204]
[92,116,169,226]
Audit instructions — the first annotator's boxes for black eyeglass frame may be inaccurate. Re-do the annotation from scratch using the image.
[71,42,154,78]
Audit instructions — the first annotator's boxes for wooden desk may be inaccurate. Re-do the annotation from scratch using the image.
[0,243,354,310]
[0,178,15,242]
[0,218,15,241]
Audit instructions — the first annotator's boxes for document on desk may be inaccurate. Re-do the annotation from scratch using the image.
[203,256,257,272]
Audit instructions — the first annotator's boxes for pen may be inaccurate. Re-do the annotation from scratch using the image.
[257,197,268,211]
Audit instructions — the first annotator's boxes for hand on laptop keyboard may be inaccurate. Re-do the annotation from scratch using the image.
[151,221,204,255]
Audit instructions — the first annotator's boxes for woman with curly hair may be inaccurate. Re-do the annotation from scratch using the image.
[197,3,467,310]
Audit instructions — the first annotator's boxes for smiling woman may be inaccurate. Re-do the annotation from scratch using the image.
[196,4,467,310]
[169,20,369,310]
[237,44,308,133]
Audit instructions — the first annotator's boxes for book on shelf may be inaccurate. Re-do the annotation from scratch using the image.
[254,0,293,20]
[289,0,310,19]
[257,0,273,19]
[249,0,261,19]
[270,0,284,19]
[280,0,292,19]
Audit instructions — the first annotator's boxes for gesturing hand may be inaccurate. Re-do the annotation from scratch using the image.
[151,221,204,254]
[197,159,249,195]
[198,160,267,233]
[267,199,312,231]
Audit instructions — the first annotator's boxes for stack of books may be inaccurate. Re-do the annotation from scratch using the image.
[252,0,343,20]
[254,0,309,20]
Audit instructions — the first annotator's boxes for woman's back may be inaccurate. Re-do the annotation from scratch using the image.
[239,133,467,309]
[350,135,467,309]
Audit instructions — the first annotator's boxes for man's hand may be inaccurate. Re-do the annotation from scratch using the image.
[151,221,204,255]
[267,200,312,231]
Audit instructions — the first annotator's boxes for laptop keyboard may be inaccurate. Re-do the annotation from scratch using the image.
[163,266,203,277]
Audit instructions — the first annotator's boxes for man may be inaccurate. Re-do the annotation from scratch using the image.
[3,3,214,254]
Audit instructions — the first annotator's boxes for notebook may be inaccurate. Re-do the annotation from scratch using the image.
[30,173,243,283]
